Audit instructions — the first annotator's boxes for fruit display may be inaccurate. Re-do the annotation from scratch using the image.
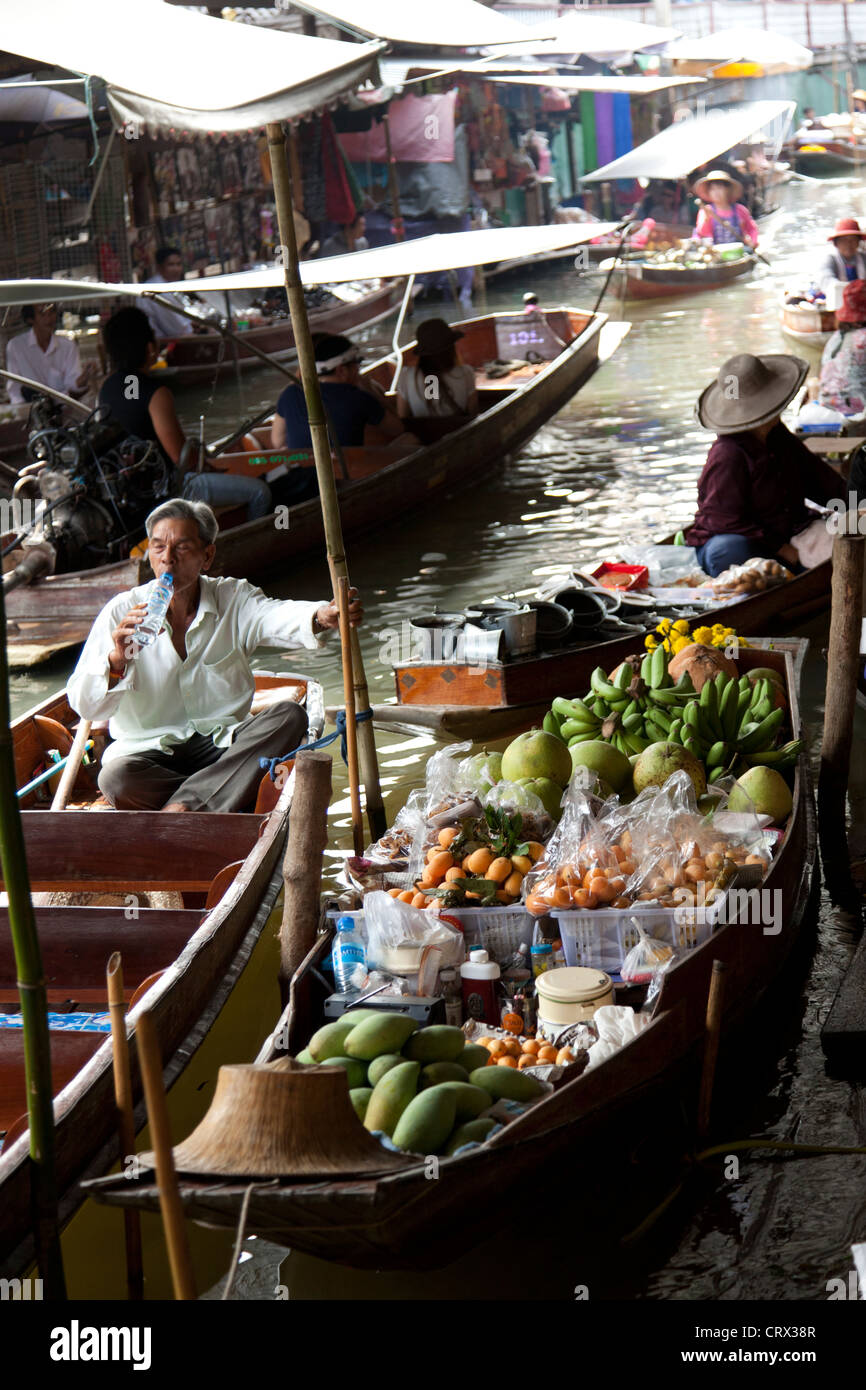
[296,1014,550,1156]
[387,806,546,908]
[473,1031,585,1071]
[711,557,793,597]
[642,241,744,268]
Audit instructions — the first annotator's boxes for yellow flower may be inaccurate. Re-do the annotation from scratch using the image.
[672,619,691,635]
[670,636,690,653]
[645,635,657,651]
[657,618,672,635]
[692,626,710,644]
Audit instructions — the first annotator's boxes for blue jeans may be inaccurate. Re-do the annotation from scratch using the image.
[182,470,272,521]
[696,534,764,577]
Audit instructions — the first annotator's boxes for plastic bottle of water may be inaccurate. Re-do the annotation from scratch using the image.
[332,915,367,993]
[136,573,173,647]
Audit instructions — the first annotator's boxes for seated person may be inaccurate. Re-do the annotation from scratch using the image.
[817,279,866,415]
[99,307,272,523]
[271,334,416,455]
[320,214,369,259]
[6,302,98,404]
[67,497,362,812]
[691,170,758,249]
[685,353,842,576]
[817,218,866,293]
[395,318,478,441]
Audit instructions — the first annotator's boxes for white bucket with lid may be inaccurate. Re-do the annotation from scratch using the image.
[535,966,614,1039]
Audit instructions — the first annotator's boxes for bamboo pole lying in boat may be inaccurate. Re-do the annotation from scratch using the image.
[266,118,386,842]
[106,953,143,1302]
[0,574,66,1297]
[49,719,92,811]
[279,750,332,1005]
[136,1011,196,1301]
[818,533,865,905]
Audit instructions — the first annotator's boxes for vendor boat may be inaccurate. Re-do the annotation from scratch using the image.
[790,138,866,176]
[780,294,836,349]
[603,249,756,302]
[0,672,324,1278]
[84,643,817,1271]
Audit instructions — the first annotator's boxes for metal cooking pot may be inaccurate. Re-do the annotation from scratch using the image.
[464,600,536,658]
[553,586,610,631]
[527,599,573,650]
[408,610,465,663]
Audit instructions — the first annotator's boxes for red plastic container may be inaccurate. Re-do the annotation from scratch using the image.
[589,563,649,592]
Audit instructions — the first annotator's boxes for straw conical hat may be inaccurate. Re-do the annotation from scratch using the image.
[141,1062,412,1180]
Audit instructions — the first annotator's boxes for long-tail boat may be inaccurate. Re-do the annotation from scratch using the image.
[85,642,816,1271]
[0,671,323,1279]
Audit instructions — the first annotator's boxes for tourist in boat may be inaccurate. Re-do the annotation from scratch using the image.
[685,353,842,576]
[99,307,273,522]
[320,214,369,258]
[395,318,478,443]
[271,333,416,454]
[67,497,361,812]
[5,301,98,405]
[631,180,687,225]
[817,280,866,416]
[691,170,758,249]
[817,217,866,291]
[142,246,217,338]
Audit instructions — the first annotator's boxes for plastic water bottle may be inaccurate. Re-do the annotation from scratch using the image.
[332,915,367,993]
[136,573,173,647]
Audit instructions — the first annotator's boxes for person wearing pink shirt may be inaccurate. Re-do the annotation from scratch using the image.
[691,169,758,249]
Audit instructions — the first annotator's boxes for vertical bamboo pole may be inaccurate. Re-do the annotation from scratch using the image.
[818,533,865,905]
[106,954,143,1301]
[136,1011,196,1300]
[0,584,65,1298]
[279,750,332,1009]
[697,960,727,1138]
[382,112,405,243]
[266,119,386,842]
[336,577,364,857]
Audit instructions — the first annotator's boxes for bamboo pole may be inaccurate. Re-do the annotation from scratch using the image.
[136,1011,196,1300]
[106,953,143,1301]
[266,119,386,842]
[49,719,92,812]
[382,112,405,243]
[697,960,727,1138]
[336,576,364,857]
[818,533,865,905]
[0,578,65,1297]
[279,750,332,1007]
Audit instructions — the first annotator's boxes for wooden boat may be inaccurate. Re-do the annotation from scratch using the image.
[2,556,146,669]
[604,251,756,302]
[84,643,817,1270]
[780,295,836,349]
[0,671,324,1278]
[792,141,866,176]
[6,307,626,668]
[155,281,401,387]
[383,558,831,740]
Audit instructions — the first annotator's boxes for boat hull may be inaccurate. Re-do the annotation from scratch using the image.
[780,299,836,348]
[611,254,755,301]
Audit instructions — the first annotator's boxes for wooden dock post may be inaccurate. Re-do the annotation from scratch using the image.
[279,750,332,1008]
[818,533,866,907]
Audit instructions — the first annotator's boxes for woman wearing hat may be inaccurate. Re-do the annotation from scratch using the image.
[818,218,866,291]
[818,280,866,415]
[396,318,478,444]
[685,353,842,576]
[692,170,758,249]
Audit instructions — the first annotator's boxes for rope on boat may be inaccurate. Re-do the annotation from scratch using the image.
[259,707,373,781]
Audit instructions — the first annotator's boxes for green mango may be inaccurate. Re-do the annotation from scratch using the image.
[433,1081,491,1121]
[403,1026,466,1064]
[294,1048,314,1066]
[419,1062,472,1089]
[444,1117,498,1156]
[367,1053,403,1087]
[392,1085,458,1155]
[348,1088,373,1122]
[344,1012,418,1061]
[363,1061,421,1136]
[307,1011,383,1062]
[468,1067,544,1102]
[456,1044,490,1073]
[320,1055,368,1089]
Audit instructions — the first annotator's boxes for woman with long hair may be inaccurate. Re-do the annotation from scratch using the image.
[396,318,478,443]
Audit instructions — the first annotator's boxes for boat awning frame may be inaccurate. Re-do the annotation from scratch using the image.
[582,99,796,183]
[285,0,542,48]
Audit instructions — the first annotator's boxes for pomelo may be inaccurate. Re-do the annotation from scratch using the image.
[457,749,503,796]
[567,739,631,792]
[633,742,706,797]
[501,728,572,789]
[516,776,565,820]
[727,767,792,824]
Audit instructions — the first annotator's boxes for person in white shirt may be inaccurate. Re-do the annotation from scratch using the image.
[396,318,478,444]
[142,246,201,340]
[67,497,362,812]
[817,217,866,294]
[5,302,97,405]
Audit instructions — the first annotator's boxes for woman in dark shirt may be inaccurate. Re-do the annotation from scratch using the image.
[685,353,842,575]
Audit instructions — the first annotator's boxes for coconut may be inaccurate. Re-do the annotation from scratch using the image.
[668,643,738,692]
[633,742,707,797]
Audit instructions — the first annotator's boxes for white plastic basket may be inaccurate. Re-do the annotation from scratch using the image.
[441,906,532,964]
[553,905,717,973]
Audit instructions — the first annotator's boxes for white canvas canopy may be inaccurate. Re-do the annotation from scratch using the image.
[582,99,795,183]
[664,27,812,73]
[287,0,535,48]
[488,13,681,62]
[0,0,384,132]
[463,72,702,97]
[0,223,618,306]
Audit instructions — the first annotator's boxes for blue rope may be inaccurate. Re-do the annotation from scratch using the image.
[76,72,100,166]
[259,708,373,781]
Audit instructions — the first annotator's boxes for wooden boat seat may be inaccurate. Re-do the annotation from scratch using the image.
[0,907,203,1007]
[2,811,266,893]
[0,1030,105,1133]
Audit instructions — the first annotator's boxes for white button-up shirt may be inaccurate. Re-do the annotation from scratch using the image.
[68,575,324,765]
[142,275,196,339]
[5,329,83,404]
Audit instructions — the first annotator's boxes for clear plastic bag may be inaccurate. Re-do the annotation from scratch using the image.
[363,890,464,975]
[481,780,554,844]
[525,789,629,914]
[620,918,677,984]
[711,556,793,598]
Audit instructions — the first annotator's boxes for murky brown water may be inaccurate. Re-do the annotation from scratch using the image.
[14,175,866,1299]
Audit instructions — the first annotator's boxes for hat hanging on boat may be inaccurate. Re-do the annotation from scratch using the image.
[697,353,809,435]
[836,279,866,324]
[692,169,744,204]
[828,216,865,242]
[137,1061,413,1180]
[414,318,464,355]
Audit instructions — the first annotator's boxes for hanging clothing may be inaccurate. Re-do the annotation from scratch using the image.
[817,325,866,415]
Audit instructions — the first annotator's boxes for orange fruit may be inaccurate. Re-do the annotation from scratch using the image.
[518,1054,537,1069]
[525,892,550,917]
[503,870,524,897]
[537,1046,557,1063]
[464,847,495,875]
[485,857,512,884]
[388,888,402,898]
[553,886,572,908]
[510,855,532,875]
[526,842,546,862]
[497,1055,518,1068]
[487,1039,507,1057]
[521,1038,541,1055]
[573,889,598,909]
[445,866,463,883]
[438,826,460,849]
[477,1037,492,1048]
[411,892,428,909]
[397,890,415,904]
[556,1046,574,1065]
[503,1038,522,1057]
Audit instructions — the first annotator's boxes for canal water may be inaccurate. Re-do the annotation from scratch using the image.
[15,174,866,1299]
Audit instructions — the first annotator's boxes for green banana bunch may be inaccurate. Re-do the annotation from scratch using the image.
[741,739,803,769]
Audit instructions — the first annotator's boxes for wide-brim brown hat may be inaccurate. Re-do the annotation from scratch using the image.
[692,169,744,204]
[828,216,865,241]
[138,1061,412,1180]
[698,353,809,435]
[415,317,464,355]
